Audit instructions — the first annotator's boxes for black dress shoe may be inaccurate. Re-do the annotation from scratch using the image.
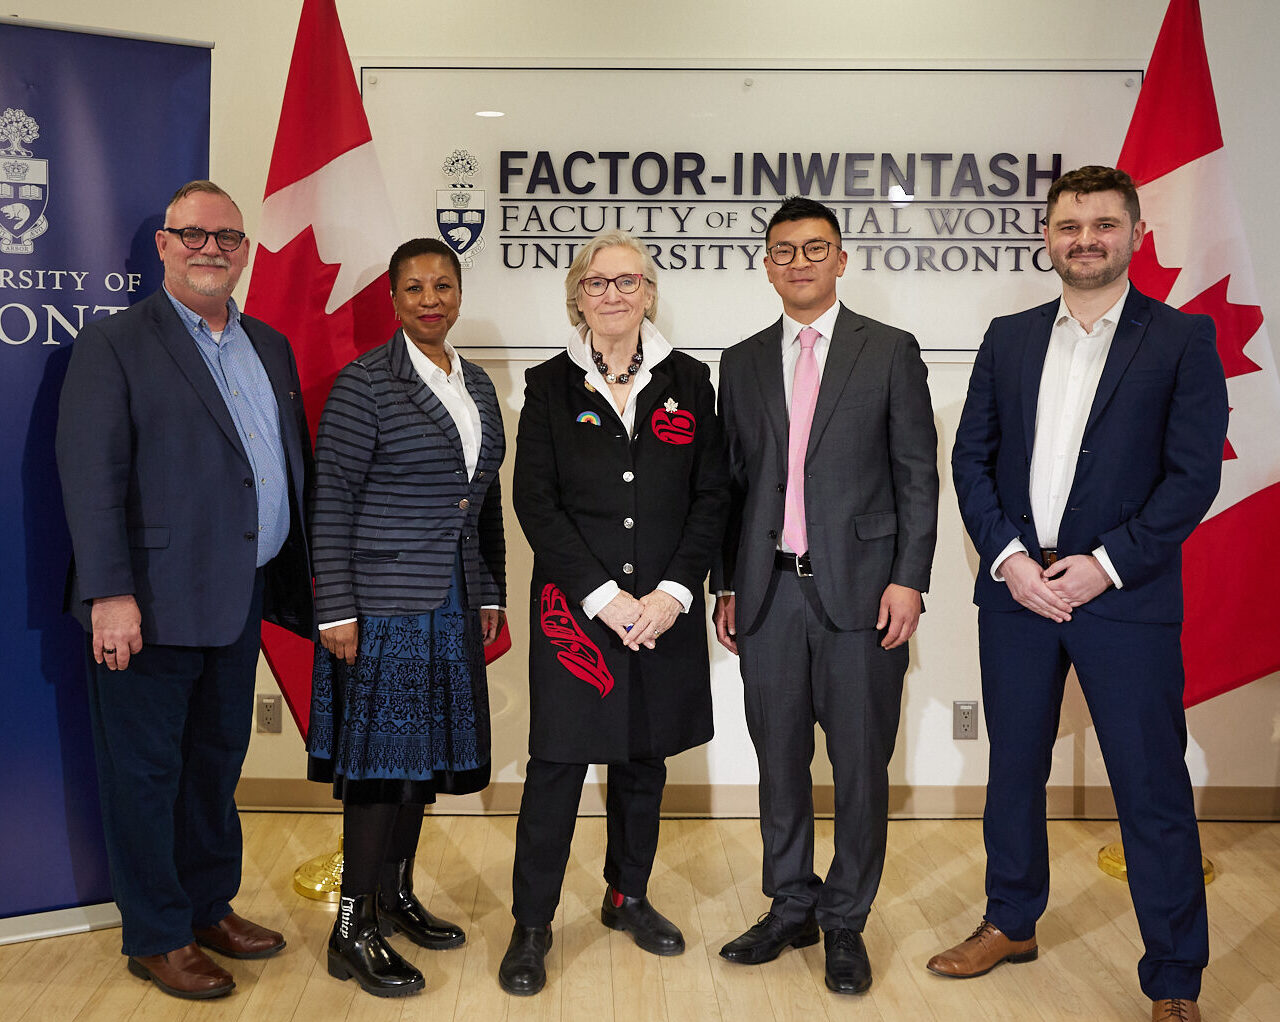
[719,912,820,964]
[327,894,425,998]
[498,923,552,996]
[824,928,872,994]
[377,858,466,950]
[599,888,685,956]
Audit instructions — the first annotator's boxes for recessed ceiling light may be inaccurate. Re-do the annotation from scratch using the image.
[475,110,505,118]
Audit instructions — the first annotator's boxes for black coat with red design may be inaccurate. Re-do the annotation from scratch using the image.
[513,347,730,763]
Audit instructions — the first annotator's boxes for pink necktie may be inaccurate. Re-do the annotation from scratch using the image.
[783,327,820,554]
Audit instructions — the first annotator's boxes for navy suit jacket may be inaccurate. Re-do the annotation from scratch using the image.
[951,285,1228,624]
[56,289,314,646]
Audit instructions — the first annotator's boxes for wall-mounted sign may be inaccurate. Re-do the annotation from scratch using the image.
[362,67,1139,359]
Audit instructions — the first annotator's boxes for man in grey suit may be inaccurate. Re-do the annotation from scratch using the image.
[713,196,938,993]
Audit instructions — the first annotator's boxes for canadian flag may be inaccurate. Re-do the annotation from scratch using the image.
[244,0,399,736]
[1118,0,1280,706]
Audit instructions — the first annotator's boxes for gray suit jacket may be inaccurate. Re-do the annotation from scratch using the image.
[714,303,939,633]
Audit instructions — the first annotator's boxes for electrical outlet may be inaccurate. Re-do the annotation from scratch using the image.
[953,700,979,740]
[256,693,283,734]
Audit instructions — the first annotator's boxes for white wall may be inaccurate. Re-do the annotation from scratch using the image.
[25,0,1280,799]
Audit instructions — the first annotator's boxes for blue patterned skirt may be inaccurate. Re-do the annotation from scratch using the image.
[307,557,490,804]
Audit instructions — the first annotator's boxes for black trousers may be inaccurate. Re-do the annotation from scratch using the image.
[738,568,906,932]
[511,755,666,927]
[84,572,264,957]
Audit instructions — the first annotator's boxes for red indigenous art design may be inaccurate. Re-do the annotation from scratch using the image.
[539,584,614,697]
[651,398,695,445]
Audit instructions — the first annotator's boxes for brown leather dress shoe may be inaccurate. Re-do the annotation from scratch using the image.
[1152,999,1201,1021]
[195,911,286,959]
[127,942,234,999]
[926,920,1038,978]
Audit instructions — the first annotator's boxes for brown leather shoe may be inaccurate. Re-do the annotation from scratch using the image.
[127,942,234,999]
[195,911,286,959]
[1152,999,1201,1021]
[926,920,1038,978]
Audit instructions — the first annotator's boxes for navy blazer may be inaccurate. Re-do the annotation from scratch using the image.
[310,333,505,623]
[56,289,314,646]
[951,285,1228,624]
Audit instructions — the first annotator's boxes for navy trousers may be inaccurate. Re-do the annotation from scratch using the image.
[979,607,1208,1001]
[84,572,264,957]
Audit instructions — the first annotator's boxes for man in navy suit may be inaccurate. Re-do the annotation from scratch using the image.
[57,181,313,1000]
[935,166,1227,1022]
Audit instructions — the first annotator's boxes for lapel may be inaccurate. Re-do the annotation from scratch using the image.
[1082,287,1150,436]
[387,330,465,466]
[241,315,305,497]
[1019,300,1056,464]
[753,319,790,451]
[149,292,247,459]
[633,356,678,436]
[807,304,868,457]
[460,356,500,470]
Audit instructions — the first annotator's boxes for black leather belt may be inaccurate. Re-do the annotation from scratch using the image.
[774,550,813,577]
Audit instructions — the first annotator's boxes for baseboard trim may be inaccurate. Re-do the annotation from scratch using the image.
[235,779,1280,821]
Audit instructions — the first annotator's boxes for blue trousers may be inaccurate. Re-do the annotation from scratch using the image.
[84,572,264,957]
[979,607,1208,1001]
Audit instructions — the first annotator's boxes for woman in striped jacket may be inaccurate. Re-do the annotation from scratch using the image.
[306,238,506,998]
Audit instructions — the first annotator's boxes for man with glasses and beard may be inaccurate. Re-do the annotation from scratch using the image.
[57,180,313,1000]
[713,195,938,995]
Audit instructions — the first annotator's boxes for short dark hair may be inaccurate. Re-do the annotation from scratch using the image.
[765,195,842,247]
[165,180,240,220]
[1046,165,1141,226]
[388,237,462,290]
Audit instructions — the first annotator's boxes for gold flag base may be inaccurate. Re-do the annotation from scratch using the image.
[1097,841,1214,885]
[294,834,344,902]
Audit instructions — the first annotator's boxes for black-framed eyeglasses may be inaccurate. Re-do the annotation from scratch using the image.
[766,239,839,265]
[578,273,648,297]
[162,226,248,253]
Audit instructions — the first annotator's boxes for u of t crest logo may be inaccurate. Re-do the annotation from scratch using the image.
[0,108,49,255]
[436,147,486,268]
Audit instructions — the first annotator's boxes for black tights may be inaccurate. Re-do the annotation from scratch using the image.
[341,801,426,897]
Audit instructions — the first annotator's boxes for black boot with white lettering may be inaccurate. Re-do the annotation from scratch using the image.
[327,894,424,997]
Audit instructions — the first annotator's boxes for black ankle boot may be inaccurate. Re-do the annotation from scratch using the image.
[328,894,425,997]
[498,923,552,996]
[377,858,466,949]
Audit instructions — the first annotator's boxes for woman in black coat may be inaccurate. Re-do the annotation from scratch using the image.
[307,238,506,998]
[498,230,730,996]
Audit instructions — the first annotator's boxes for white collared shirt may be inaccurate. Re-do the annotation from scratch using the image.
[567,319,694,620]
[993,286,1127,588]
[403,333,483,481]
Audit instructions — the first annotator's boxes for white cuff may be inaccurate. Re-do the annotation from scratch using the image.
[581,581,621,619]
[319,617,356,630]
[656,580,693,614]
[992,539,1028,582]
[1092,546,1123,589]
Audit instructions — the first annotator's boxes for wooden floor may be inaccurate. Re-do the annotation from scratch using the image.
[2,814,1278,1021]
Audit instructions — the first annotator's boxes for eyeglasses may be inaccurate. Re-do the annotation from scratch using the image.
[578,273,648,297]
[162,226,248,253]
[766,239,839,265]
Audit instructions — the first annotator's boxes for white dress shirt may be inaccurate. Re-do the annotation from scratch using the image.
[567,319,695,620]
[993,286,1127,588]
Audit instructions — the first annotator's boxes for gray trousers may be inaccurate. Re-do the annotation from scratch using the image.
[738,567,906,932]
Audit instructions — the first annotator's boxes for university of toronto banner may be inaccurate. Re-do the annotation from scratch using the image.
[0,21,210,934]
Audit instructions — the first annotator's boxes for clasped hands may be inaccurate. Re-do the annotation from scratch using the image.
[998,551,1112,622]
[597,590,681,651]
